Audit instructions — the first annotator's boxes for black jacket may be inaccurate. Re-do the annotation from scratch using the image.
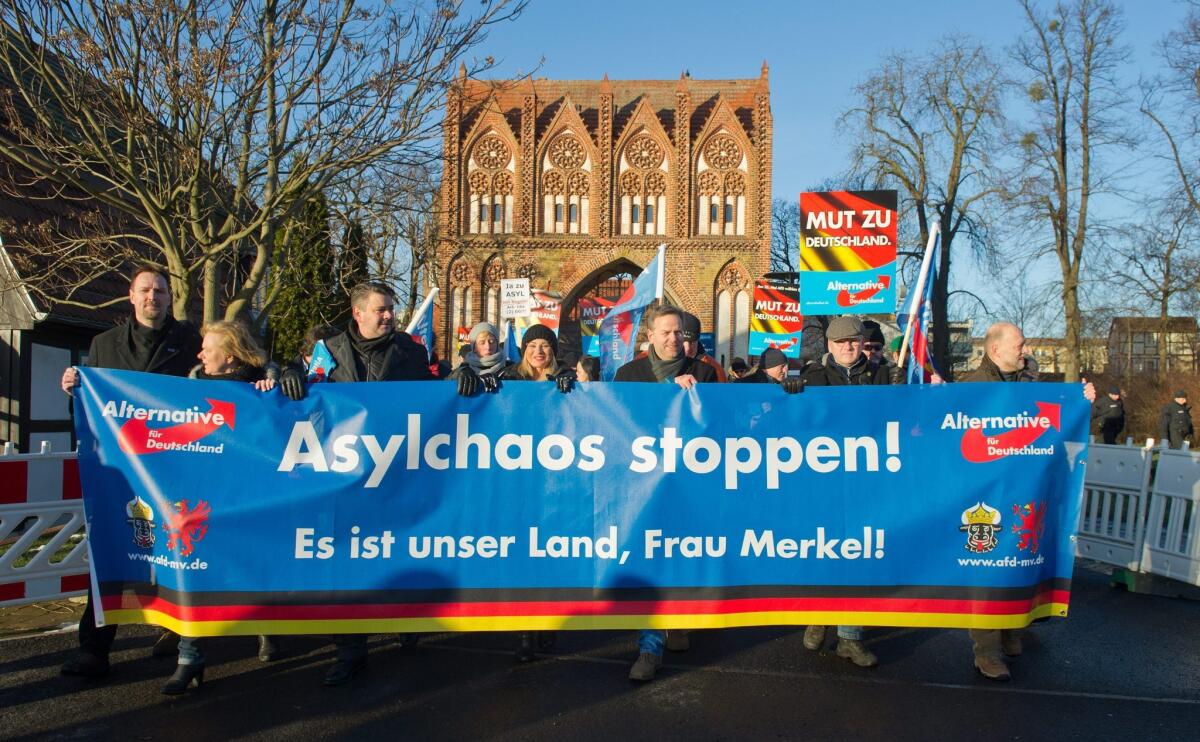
[321,326,434,382]
[733,368,774,384]
[802,355,890,386]
[85,316,201,376]
[1093,397,1125,441]
[1159,400,1194,450]
[959,354,1031,384]
[614,355,719,383]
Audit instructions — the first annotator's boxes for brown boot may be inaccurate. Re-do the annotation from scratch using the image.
[802,625,827,651]
[835,639,878,668]
[974,654,1011,681]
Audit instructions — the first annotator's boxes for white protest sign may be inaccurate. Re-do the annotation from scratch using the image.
[500,278,534,319]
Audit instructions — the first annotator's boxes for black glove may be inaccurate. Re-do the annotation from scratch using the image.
[781,377,804,395]
[280,368,307,401]
[457,367,479,397]
[481,374,500,393]
[888,365,905,385]
[555,369,576,394]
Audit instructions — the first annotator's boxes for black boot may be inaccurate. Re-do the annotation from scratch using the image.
[162,664,204,695]
[515,632,537,663]
[536,631,557,652]
[257,635,280,662]
[61,652,110,678]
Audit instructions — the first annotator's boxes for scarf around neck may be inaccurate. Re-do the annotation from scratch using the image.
[648,346,688,382]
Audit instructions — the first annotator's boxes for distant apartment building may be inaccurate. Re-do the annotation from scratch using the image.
[1107,316,1198,374]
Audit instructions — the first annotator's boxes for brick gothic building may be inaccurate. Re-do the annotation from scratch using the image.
[435,66,772,363]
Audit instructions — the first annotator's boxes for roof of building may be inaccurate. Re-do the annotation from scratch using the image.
[1109,316,1199,333]
[458,72,768,144]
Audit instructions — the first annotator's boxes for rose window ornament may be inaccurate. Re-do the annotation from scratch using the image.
[567,171,590,196]
[723,267,742,287]
[724,172,745,196]
[644,171,667,197]
[468,171,490,194]
[627,135,664,170]
[620,171,642,196]
[452,262,473,285]
[697,170,721,196]
[475,135,510,170]
[517,262,538,280]
[704,134,742,171]
[542,171,565,195]
[485,260,506,284]
[549,135,585,169]
[492,171,513,195]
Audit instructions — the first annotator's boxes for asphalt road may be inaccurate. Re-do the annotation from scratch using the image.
[2,561,1198,741]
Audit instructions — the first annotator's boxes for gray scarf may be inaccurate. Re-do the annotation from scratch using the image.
[648,346,688,381]
[464,350,506,375]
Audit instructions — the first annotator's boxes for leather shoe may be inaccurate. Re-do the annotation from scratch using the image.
[61,652,110,678]
[162,663,204,695]
[323,657,366,686]
[257,635,280,662]
[152,630,180,658]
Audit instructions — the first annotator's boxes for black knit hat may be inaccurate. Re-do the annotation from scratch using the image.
[521,324,558,359]
[680,312,701,341]
[760,347,788,369]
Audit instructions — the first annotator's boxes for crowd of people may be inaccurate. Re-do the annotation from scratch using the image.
[60,266,1101,695]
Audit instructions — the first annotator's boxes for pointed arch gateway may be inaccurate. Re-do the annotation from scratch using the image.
[558,258,683,359]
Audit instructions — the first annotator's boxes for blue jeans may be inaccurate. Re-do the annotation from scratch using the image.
[837,625,863,641]
[638,629,665,656]
[178,636,204,665]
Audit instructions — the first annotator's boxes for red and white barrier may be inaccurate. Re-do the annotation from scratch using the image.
[0,445,90,607]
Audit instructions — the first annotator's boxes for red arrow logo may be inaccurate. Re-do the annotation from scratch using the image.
[836,275,891,307]
[767,336,799,351]
[960,402,1060,463]
[118,399,236,455]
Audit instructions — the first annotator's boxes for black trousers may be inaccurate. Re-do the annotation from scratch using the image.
[77,587,117,657]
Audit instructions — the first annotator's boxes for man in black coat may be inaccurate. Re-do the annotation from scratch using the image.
[960,322,1095,682]
[1159,390,1193,450]
[735,347,801,392]
[801,316,890,388]
[614,305,718,387]
[278,281,432,686]
[58,266,202,678]
[797,316,890,669]
[1093,386,1125,444]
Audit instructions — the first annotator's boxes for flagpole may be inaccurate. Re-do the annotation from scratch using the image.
[897,225,939,366]
[653,243,665,300]
[404,287,440,334]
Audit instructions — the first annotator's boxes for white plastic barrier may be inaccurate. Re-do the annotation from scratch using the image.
[1076,438,1154,570]
[0,444,90,607]
[1140,447,1200,586]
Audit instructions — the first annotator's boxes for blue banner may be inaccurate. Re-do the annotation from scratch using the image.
[73,368,1089,636]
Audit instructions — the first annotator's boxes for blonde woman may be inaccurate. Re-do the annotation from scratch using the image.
[164,321,276,695]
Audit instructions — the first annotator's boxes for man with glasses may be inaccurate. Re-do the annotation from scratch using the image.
[798,316,890,667]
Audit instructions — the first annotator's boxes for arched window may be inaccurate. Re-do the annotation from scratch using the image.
[696,133,747,237]
[467,134,513,235]
[734,289,751,360]
[715,290,732,366]
[542,133,591,235]
[619,133,668,236]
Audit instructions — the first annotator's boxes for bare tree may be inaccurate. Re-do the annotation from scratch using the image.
[1008,0,1129,381]
[1103,198,1200,374]
[842,38,1006,376]
[0,0,523,322]
[770,198,799,273]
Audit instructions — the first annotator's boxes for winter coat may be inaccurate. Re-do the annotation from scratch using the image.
[613,355,720,383]
[1092,398,1125,443]
[188,363,266,383]
[320,325,434,382]
[959,354,1031,384]
[85,316,201,376]
[1159,400,1194,450]
[801,354,891,387]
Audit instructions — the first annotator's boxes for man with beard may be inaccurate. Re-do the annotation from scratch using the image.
[59,265,202,679]
[279,281,434,685]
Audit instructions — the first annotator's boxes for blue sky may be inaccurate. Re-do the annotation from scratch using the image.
[471,0,1190,330]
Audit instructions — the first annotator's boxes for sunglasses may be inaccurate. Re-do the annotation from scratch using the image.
[863,343,883,351]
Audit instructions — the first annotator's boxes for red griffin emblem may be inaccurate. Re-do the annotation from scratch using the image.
[1012,501,1047,553]
[835,275,890,307]
[960,402,1060,463]
[162,500,211,557]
